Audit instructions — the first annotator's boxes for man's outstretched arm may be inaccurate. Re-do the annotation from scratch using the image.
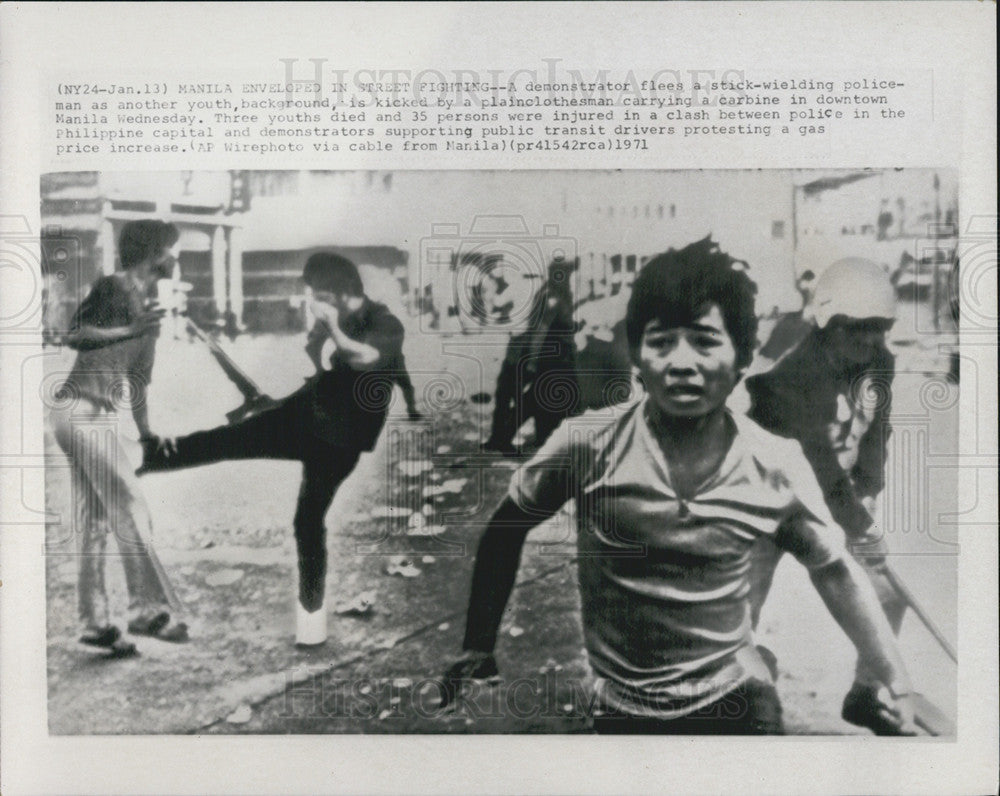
[809,557,913,701]
[781,514,920,734]
[462,497,545,653]
[440,496,554,707]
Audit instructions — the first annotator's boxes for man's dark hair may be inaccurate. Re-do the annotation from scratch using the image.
[625,237,758,369]
[546,256,578,301]
[118,220,180,270]
[302,252,363,296]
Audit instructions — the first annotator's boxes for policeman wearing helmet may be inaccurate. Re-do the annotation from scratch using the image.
[746,257,945,735]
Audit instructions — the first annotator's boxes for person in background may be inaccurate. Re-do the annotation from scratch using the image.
[745,257,920,734]
[444,240,920,735]
[50,220,188,656]
[947,257,960,384]
[757,269,816,363]
[483,258,581,454]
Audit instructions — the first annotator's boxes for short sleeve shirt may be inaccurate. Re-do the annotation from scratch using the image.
[300,299,406,451]
[59,275,157,411]
[508,399,847,718]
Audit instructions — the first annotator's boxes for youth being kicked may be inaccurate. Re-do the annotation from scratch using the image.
[50,220,188,656]
[442,238,922,734]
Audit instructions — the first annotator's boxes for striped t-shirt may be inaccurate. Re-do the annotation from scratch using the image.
[508,399,847,718]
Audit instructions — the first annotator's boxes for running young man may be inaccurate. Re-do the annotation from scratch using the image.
[443,239,920,734]
[140,253,406,646]
[50,219,188,656]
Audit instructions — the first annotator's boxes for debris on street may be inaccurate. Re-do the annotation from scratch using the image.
[335,590,376,616]
[205,568,244,587]
[384,556,421,578]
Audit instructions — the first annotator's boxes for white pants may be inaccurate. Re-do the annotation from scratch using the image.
[49,400,178,630]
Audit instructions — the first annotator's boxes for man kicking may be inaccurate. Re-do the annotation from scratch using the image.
[139,253,405,646]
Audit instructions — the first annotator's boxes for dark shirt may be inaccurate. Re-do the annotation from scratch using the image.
[746,330,894,539]
[758,310,813,362]
[58,275,157,411]
[299,299,405,451]
[504,288,576,367]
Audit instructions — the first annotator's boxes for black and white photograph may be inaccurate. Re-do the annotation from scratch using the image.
[40,168,960,736]
[1,3,996,792]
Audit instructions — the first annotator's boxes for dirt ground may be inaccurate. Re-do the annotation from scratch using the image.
[44,302,959,735]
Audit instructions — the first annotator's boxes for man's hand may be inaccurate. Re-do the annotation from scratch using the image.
[849,528,889,568]
[874,686,921,735]
[309,298,339,329]
[130,306,167,337]
[438,651,499,711]
[860,495,878,517]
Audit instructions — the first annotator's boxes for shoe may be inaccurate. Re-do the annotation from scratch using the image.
[127,611,170,637]
[135,438,161,476]
[136,436,178,475]
[295,601,327,646]
[154,620,190,643]
[80,626,139,658]
[129,612,189,643]
[108,639,139,658]
[841,682,905,736]
[80,625,122,648]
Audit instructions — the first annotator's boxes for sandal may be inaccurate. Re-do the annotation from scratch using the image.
[80,625,122,648]
[107,639,139,658]
[127,611,170,637]
[155,621,190,643]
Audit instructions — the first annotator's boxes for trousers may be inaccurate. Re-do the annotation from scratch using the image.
[146,399,361,611]
[592,679,784,735]
[50,400,179,629]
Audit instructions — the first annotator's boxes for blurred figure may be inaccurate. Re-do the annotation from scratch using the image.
[483,258,581,454]
[876,199,894,241]
[947,258,960,384]
[757,269,816,363]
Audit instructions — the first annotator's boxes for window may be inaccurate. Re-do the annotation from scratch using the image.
[249,172,300,197]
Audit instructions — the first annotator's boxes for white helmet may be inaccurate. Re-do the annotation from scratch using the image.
[811,257,895,328]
